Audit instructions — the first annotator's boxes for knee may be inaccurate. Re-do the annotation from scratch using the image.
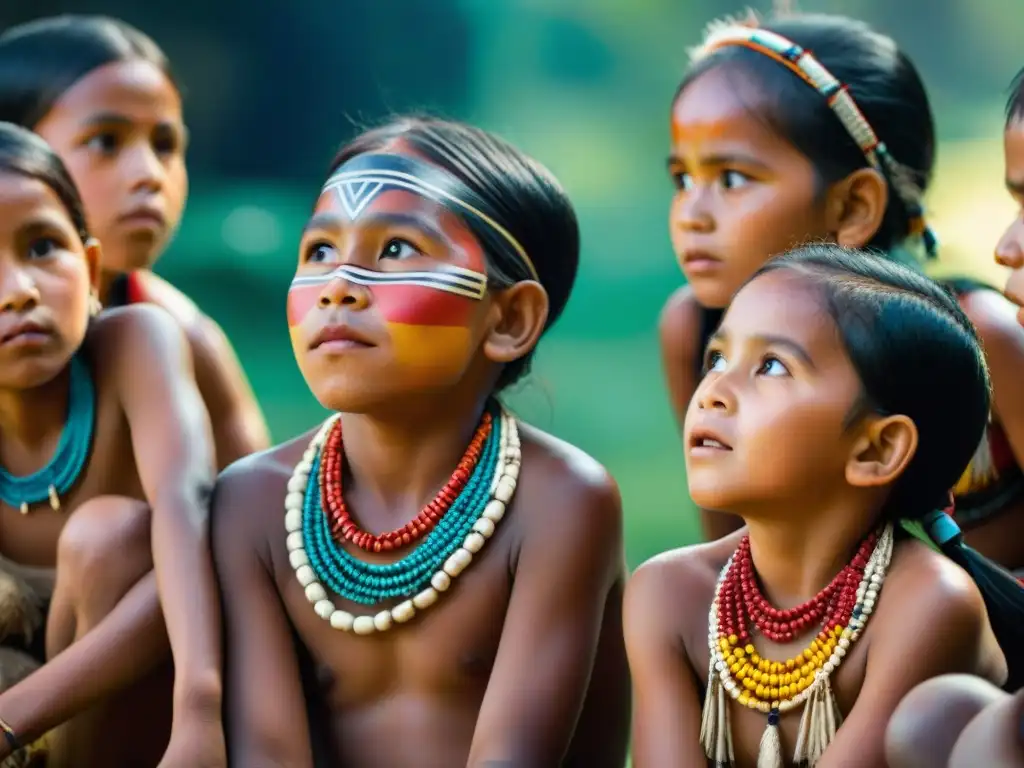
[57,496,152,584]
[885,674,1004,768]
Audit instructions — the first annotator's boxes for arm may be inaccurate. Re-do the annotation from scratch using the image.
[212,460,313,768]
[817,558,989,768]
[112,306,222,721]
[186,315,272,469]
[659,288,742,541]
[466,467,624,766]
[962,290,1024,467]
[624,559,708,768]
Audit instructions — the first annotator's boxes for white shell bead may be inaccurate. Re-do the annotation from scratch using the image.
[287,475,307,493]
[472,518,495,538]
[482,500,505,522]
[443,549,472,577]
[285,492,305,510]
[462,532,485,553]
[352,616,376,635]
[495,477,516,504]
[295,461,312,475]
[295,565,316,587]
[506,446,521,461]
[504,463,520,481]
[305,583,327,603]
[330,610,354,631]
[284,509,302,533]
[314,600,334,619]
[286,532,304,551]
[288,549,309,569]
[373,611,393,632]
[413,588,439,609]
[431,571,452,592]
[391,601,416,623]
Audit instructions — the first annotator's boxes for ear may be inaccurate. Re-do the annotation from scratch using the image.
[482,281,549,366]
[825,167,889,249]
[845,413,918,489]
[83,238,102,293]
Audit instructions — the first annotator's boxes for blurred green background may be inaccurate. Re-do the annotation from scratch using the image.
[2,0,1019,568]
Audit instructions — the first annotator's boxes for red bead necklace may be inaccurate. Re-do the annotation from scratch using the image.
[318,412,493,553]
[718,531,877,644]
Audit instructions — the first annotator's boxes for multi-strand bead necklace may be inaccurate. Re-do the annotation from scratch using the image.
[285,401,520,635]
[701,523,894,767]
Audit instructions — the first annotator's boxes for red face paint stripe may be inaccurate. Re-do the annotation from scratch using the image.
[287,283,321,327]
[287,280,475,328]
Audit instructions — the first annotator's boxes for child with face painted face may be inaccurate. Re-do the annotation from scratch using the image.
[627,244,1024,768]
[211,117,630,767]
[659,13,1024,560]
[0,123,222,766]
[999,69,1024,324]
[0,15,270,471]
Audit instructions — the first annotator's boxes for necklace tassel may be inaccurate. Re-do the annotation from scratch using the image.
[756,708,784,768]
[793,674,842,766]
[700,664,734,766]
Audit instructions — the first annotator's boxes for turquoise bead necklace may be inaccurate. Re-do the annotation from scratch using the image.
[0,354,96,515]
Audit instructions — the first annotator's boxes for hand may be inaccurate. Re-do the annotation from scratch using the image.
[158,716,226,768]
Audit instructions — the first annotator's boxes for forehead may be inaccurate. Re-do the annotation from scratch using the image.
[671,66,799,156]
[722,269,839,353]
[44,59,181,125]
[0,172,70,225]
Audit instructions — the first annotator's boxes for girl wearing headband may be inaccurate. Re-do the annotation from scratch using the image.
[211,116,630,767]
[627,244,1023,767]
[659,12,1024,559]
[0,16,269,470]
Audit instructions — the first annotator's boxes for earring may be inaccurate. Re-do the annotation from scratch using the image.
[89,290,102,317]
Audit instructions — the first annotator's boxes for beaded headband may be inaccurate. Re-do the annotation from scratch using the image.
[692,24,938,258]
[323,153,540,281]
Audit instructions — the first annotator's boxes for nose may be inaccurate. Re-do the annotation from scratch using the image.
[695,371,736,413]
[995,217,1024,269]
[0,265,40,313]
[124,142,166,193]
[317,273,371,311]
[671,186,715,234]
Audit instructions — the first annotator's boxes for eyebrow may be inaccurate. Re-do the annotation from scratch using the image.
[302,210,448,245]
[666,152,771,171]
[709,330,817,369]
[79,111,185,134]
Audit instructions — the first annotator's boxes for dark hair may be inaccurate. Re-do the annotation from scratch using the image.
[0,121,90,242]
[0,15,175,129]
[678,13,935,258]
[1007,66,1024,124]
[327,115,580,391]
[753,244,1024,692]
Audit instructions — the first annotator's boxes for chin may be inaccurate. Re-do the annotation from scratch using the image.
[685,275,734,310]
[0,351,76,391]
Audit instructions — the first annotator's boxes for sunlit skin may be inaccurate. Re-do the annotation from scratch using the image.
[214,150,630,767]
[998,116,1024,324]
[0,169,220,766]
[660,65,887,541]
[627,270,1006,768]
[32,57,267,470]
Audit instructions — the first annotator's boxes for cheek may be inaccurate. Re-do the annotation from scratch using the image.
[287,283,320,328]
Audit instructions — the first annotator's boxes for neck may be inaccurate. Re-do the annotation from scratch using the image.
[741,498,880,610]
[0,367,72,465]
[337,394,493,527]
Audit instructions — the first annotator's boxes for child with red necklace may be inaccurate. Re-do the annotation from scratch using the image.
[626,245,1024,767]
[211,117,630,767]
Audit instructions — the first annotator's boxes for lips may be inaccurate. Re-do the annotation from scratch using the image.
[688,426,733,451]
[118,204,167,229]
[0,318,51,345]
[309,323,375,350]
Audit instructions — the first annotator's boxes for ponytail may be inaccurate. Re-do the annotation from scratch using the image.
[920,510,1024,692]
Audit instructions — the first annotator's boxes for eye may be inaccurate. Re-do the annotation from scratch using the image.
[380,238,420,261]
[672,171,695,192]
[703,349,727,374]
[85,133,119,155]
[721,170,752,190]
[27,237,60,259]
[757,356,790,377]
[306,242,337,264]
[152,127,184,156]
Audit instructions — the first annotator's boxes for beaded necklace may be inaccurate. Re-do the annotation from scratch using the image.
[0,354,96,515]
[701,523,894,767]
[285,402,520,635]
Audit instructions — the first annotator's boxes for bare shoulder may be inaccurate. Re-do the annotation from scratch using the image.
[134,272,204,327]
[86,303,188,372]
[959,287,1024,354]
[212,432,315,555]
[659,284,702,358]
